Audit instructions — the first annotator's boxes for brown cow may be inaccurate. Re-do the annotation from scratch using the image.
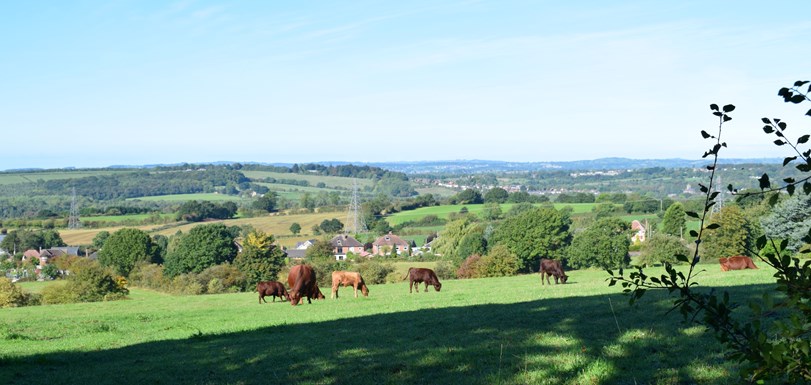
[331,271,369,299]
[257,281,289,304]
[719,256,758,271]
[540,258,568,285]
[405,267,441,293]
[287,264,325,306]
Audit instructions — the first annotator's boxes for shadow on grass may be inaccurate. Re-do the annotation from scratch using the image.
[1,283,774,385]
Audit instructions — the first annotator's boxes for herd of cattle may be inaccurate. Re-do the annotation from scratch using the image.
[257,255,758,306]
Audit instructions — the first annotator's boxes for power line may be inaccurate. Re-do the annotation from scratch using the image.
[345,179,366,234]
[68,187,81,229]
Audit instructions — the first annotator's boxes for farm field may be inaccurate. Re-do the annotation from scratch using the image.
[0,170,127,185]
[127,193,244,202]
[243,171,375,189]
[81,213,175,223]
[388,203,607,225]
[0,266,775,384]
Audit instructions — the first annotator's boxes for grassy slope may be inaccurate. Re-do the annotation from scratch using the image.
[0,266,774,385]
[127,193,244,202]
[0,170,128,185]
[242,171,375,189]
[388,203,602,225]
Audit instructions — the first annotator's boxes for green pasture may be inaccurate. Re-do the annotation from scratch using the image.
[414,185,458,197]
[243,171,375,189]
[388,203,601,225]
[0,170,127,185]
[81,213,174,223]
[1,266,777,384]
[127,193,244,202]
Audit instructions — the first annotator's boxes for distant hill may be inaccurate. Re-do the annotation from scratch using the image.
[4,157,783,174]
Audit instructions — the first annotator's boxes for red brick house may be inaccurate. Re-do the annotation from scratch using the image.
[372,232,409,256]
[329,235,364,261]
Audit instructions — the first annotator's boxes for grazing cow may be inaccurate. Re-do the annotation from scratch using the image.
[331,271,369,299]
[256,281,289,304]
[287,264,325,306]
[405,267,441,293]
[539,259,568,285]
[719,256,758,271]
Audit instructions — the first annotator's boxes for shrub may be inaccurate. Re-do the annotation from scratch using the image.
[456,255,483,279]
[197,263,246,292]
[128,262,167,290]
[0,278,28,308]
[354,260,394,284]
[42,259,128,304]
[479,245,521,277]
[433,260,457,280]
[169,274,204,295]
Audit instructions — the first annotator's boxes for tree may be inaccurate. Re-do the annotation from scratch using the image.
[760,192,811,253]
[319,218,344,234]
[638,233,689,266]
[252,192,278,213]
[592,203,617,220]
[432,218,482,259]
[304,239,334,260]
[163,223,238,277]
[454,189,483,205]
[484,187,509,204]
[567,217,630,269]
[478,244,521,277]
[41,259,127,304]
[701,205,752,260]
[479,202,503,221]
[98,228,156,276]
[661,202,686,237]
[290,223,302,235]
[234,230,287,288]
[490,207,572,271]
[92,231,110,251]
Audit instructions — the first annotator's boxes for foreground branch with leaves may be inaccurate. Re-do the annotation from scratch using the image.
[608,81,811,383]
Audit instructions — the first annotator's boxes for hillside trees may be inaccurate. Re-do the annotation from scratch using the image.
[176,200,238,222]
[567,217,630,269]
[98,228,157,276]
[701,205,753,259]
[290,222,302,235]
[484,187,509,203]
[432,218,485,260]
[163,224,238,277]
[0,229,65,253]
[490,207,571,271]
[452,189,483,205]
[251,192,279,213]
[234,230,287,287]
[760,192,811,253]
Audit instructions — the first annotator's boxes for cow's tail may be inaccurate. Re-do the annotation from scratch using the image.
[402,267,413,281]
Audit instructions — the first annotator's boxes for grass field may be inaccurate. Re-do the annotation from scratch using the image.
[0,266,775,384]
[81,213,175,223]
[0,170,128,185]
[127,193,244,202]
[242,171,375,189]
[388,203,605,225]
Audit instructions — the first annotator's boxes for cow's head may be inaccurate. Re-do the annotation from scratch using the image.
[361,284,369,297]
[315,288,325,300]
[560,274,568,284]
[433,281,442,292]
[288,290,301,306]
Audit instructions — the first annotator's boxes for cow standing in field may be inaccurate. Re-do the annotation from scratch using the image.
[331,271,369,299]
[539,259,568,285]
[719,256,758,271]
[287,264,325,306]
[405,267,442,293]
[257,281,289,304]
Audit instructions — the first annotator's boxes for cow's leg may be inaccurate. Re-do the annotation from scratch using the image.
[424,282,428,292]
[353,283,358,298]
[331,284,338,299]
[540,272,545,285]
[554,275,559,284]
[409,280,414,293]
[259,294,264,304]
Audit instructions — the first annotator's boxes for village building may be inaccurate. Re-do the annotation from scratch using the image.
[329,234,364,261]
[372,231,409,256]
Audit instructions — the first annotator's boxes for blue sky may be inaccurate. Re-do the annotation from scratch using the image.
[2,1,810,170]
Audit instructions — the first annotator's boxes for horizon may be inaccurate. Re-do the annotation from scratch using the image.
[2,1,810,170]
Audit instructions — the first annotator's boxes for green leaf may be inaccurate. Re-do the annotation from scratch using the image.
[706,223,720,230]
[701,130,711,139]
[761,117,771,124]
[710,104,719,111]
[756,235,767,250]
[778,121,787,130]
[758,174,770,190]
[787,184,795,196]
[804,181,811,195]
[794,80,809,87]
[783,156,797,166]
[723,115,732,122]
[791,94,805,104]
[676,254,688,263]
[722,104,735,112]
[768,193,779,206]
[689,230,698,238]
[774,139,785,146]
[763,125,774,134]
[798,135,810,144]
[686,211,699,219]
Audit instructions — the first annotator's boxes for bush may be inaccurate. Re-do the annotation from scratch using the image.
[479,245,521,277]
[128,262,166,290]
[169,274,204,295]
[197,263,246,292]
[354,260,395,284]
[456,255,483,279]
[0,278,28,308]
[41,259,128,304]
[433,260,457,280]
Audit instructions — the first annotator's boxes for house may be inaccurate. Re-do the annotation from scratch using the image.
[631,220,646,244]
[329,234,364,261]
[372,231,409,256]
[294,239,318,250]
[284,249,307,259]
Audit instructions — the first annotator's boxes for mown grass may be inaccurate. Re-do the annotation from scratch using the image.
[0,170,127,185]
[389,203,603,225]
[127,193,244,202]
[242,171,375,189]
[0,266,775,384]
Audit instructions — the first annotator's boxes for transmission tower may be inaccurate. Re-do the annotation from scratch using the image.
[68,187,81,229]
[346,179,367,234]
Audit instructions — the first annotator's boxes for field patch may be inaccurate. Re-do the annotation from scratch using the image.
[127,193,244,202]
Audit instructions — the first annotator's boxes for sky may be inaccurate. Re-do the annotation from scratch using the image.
[2,1,810,170]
